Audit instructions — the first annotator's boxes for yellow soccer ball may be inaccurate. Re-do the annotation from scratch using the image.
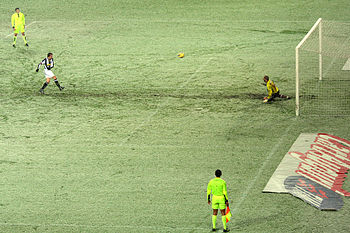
[178,53,185,58]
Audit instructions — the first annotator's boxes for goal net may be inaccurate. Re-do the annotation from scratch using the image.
[296,18,350,116]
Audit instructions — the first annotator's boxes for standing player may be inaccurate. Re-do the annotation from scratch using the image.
[263,75,289,103]
[36,53,64,94]
[11,8,28,47]
[207,169,230,232]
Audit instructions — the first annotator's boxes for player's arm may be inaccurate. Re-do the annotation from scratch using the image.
[266,85,273,99]
[207,181,212,204]
[263,85,274,102]
[264,85,273,102]
[223,181,229,205]
[22,14,25,27]
[51,59,54,69]
[36,60,44,72]
[11,14,15,29]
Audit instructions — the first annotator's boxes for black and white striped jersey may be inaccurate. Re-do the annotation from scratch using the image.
[37,58,54,70]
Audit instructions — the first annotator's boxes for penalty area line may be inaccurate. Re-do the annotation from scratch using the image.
[231,119,296,215]
[5,21,36,38]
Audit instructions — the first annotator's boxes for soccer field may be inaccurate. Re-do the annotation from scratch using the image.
[0,1,350,232]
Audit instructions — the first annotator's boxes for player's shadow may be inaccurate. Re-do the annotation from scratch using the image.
[225,93,266,100]
[144,92,267,100]
[32,91,294,104]
[36,91,267,101]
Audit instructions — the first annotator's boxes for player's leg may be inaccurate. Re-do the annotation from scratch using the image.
[219,201,230,232]
[266,96,274,102]
[266,92,279,102]
[211,197,219,231]
[21,32,28,46]
[17,25,28,46]
[264,93,276,103]
[40,78,50,94]
[53,76,64,91]
[278,92,290,99]
[275,91,290,100]
[212,209,218,231]
[220,208,230,232]
[13,33,18,47]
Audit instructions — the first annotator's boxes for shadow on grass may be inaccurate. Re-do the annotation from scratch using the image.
[8,89,268,101]
[248,29,308,35]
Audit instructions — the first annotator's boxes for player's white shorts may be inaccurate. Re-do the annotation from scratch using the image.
[44,69,55,78]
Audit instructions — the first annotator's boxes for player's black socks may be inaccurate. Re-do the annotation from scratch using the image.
[41,82,48,90]
[54,79,61,88]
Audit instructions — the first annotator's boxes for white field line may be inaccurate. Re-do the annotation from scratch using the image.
[0,222,208,231]
[32,20,320,23]
[5,21,36,38]
[230,119,296,215]
[118,57,213,146]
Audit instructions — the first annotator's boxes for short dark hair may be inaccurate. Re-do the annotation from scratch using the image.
[47,53,53,57]
[15,8,20,11]
[264,75,269,81]
[215,169,222,177]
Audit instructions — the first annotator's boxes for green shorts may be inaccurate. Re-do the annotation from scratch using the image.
[212,195,226,210]
[14,25,25,34]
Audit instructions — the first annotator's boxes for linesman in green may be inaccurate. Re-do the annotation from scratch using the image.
[207,169,230,232]
[11,8,28,47]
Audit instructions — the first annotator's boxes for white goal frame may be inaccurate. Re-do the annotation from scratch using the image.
[295,18,322,116]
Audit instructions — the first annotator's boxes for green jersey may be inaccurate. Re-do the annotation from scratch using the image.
[207,177,227,197]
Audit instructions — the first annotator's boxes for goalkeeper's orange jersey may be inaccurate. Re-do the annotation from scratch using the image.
[266,80,279,98]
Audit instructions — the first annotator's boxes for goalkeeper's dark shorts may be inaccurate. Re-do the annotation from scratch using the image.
[268,91,281,101]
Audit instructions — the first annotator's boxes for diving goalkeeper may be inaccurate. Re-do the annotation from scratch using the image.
[263,75,289,103]
[207,169,230,232]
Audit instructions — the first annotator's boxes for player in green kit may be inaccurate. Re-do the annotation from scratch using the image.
[207,169,230,232]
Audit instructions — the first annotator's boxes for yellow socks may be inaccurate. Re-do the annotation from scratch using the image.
[212,215,217,229]
[222,216,227,230]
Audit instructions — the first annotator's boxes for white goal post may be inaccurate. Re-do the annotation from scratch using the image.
[295,18,350,116]
[296,18,322,116]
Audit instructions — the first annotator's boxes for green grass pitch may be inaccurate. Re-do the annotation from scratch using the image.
[0,0,349,232]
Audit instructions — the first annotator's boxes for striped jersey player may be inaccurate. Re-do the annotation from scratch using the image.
[11,8,28,47]
[36,53,64,94]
